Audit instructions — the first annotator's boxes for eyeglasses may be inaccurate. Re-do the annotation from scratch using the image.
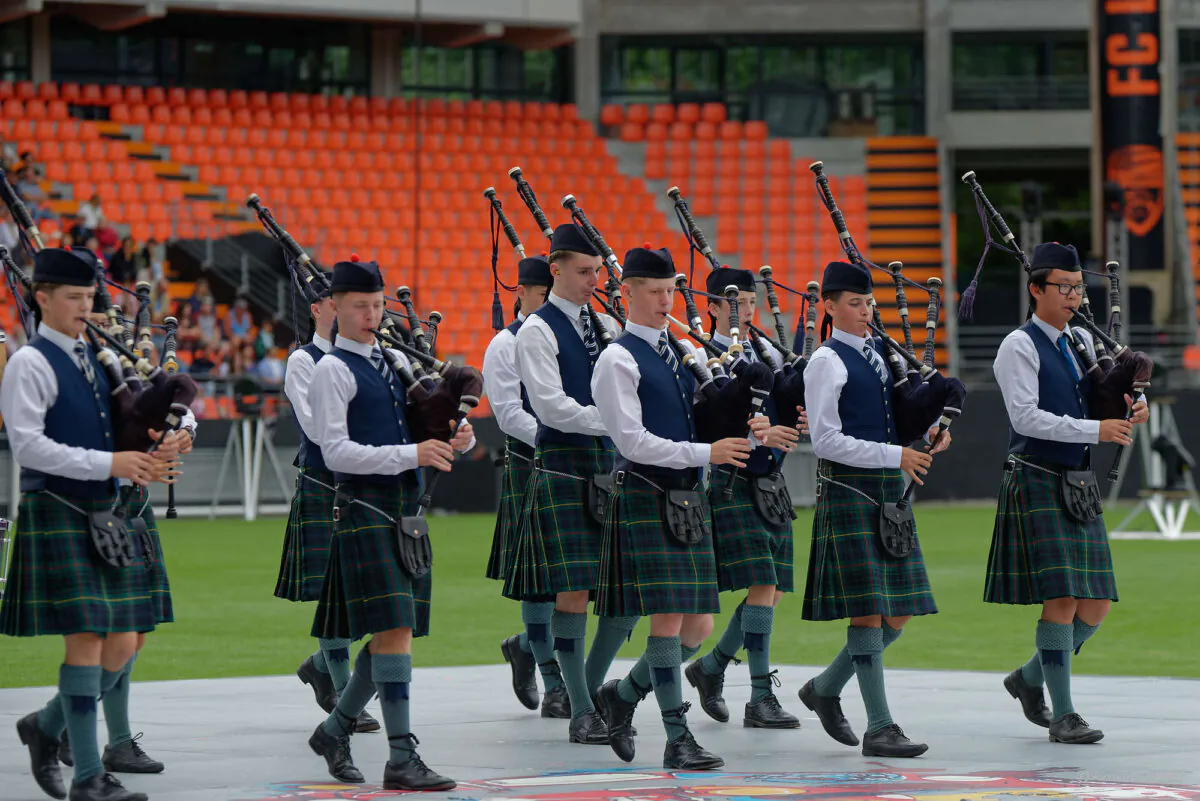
[1042,282,1085,297]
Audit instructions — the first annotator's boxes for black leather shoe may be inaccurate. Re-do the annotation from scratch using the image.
[663,730,724,770]
[596,680,638,762]
[1004,669,1052,728]
[17,712,67,800]
[298,656,338,714]
[861,723,928,757]
[798,679,859,746]
[591,690,638,736]
[567,710,610,745]
[308,723,364,783]
[1049,712,1104,744]
[68,772,147,801]
[541,683,571,718]
[353,710,381,733]
[684,661,729,723]
[744,693,801,729]
[383,751,456,791]
[102,734,164,774]
[501,634,540,711]
[60,728,74,768]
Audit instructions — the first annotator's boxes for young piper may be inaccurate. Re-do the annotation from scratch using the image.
[592,245,760,769]
[987,242,1147,745]
[504,224,632,745]
[687,266,803,729]
[279,272,379,733]
[305,258,474,791]
[798,260,947,758]
[482,255,569,717]
[2,247,169,801]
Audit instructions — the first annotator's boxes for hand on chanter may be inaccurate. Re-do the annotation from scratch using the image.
[900,447,933,486]
[418,440,455,472]
[764,424,800,452]
[449,419,474,451]
[926,426,951,455]
[1127,394,1149,425]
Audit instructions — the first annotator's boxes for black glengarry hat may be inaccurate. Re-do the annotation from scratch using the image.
[517,255,553,287]
[821,260,872,295]
[549,223,599,257]
[1028,242,1081,274]
[34,248,96,287]
[622,245,674,279]
[705,266,755,295]
[330,256,384,293]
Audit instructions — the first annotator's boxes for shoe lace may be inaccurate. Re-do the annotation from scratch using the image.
[761,692,785,712]
[101,773,124,788]
[1063,712,1090,727]
[751,669,783,689]
[662,701,694,739]
[391,733,436,775]
[128,732,149,758]
[538,659,563,680]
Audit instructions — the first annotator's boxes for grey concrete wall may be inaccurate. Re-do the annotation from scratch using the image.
[943,110,1094,150]
[949,0,1088,31]
[597,0,923,34]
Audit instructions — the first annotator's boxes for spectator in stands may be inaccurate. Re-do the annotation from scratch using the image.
[152,273,171,319]
[253,319,277,361]
[76,193,105,237]
[108,236,139,286]
[0,208,20,255]
[225,292,254,349]
[188,277,211,313]
[84,236,105,267]
[253,346,286,385]
[142,238,166,283]
[14,166,53,222]
[60,231,75,249]
[195,297,229,365]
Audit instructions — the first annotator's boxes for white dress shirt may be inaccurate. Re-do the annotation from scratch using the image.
[283,332,332,443]
[591,321,711,469]
[804,327,903,469]
[993,314,1100,444]
[515,291,619,437]
[482,313,538,448]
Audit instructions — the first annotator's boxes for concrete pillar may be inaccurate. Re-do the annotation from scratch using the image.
[370,28,402,98]
[573,0,601,121]
[30,11,50,84]
[925,0,960,371]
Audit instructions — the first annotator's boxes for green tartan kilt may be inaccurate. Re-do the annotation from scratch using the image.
[485,439,535,582]
[709,471,794,593]
[311,479,432,642]
[126,486,173,626]
[275,467,337,602]
[802,462,937,621]
[594,476,719,618]
[984,455,1118,605]
[0,491,157,637]
[502,438,615,601]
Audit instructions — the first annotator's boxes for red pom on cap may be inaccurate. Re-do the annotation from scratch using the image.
[643,241,652,249]
[350,252,360,262]
[722,264,730,269]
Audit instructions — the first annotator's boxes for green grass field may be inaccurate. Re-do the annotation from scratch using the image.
[2,505,1197,688]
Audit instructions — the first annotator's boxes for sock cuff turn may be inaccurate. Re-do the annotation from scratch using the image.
[680,643,702,661]
[646,635,682,668]
[740,604,774,635]
[59,664,102,697]
[371,652,413,684]
[602,615,640,633]
[551,610,588,640]
[1072,617,1100,649]
[882,623,902,647]
[100,669,124,694]
[1036,620,1074,652]
[521,600,555,625]
[847,625,884,655]
[354,643,374,674]
[319,637,353,651]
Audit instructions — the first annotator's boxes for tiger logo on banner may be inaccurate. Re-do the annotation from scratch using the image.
[1106,143,1164,238]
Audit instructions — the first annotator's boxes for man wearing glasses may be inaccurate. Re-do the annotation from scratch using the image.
[985,243,1148,746]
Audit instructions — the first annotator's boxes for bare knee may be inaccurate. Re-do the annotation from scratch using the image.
[883,615,911,630]
[369,628,413,655]
[135,633,147,652]
[1075,599,1111,626]
[772,590,784,607]
[745,585,776,607]
[101,632,140,671]
[556,591,590,614]
[64,633,104,666]
[849,615,881,628]
[1041,598,1079,624]
[680,614,713,648]
[648,614,683,638]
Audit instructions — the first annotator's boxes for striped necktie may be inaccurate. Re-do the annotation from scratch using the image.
[74,341,97,387]
[657,331,680,374]
[371,347,391,382]
[1058,334,1081,381]
[862,341,887,385]
[580,308,600,358]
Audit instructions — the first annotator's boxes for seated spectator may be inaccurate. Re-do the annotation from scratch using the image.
[94,221,119,253]
[0,208,20,257]
[195,297,230,364]
[152,273,171,319]
[254,347,286,385]
[225,293,254,347]
[109,236,139,284]
[232,342,257,376]
[176,303,201,352]
[76,193,105,237]
[188,276,211,314]
[253,319,277,361]
[14,166,53,222]
[141,238,166,283]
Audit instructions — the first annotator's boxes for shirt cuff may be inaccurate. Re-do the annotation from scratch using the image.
[693,443,713,468]
[92,451,115,480]
[884,444,904,470]
[457,434,477,454]
[1083,419,1102,444]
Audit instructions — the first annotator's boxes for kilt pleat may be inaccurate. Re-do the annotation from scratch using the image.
[485,439,534,581]
[709,472,794,593]
[127,486,173,625]
[595,478,719,618]
[984,456,1118,605]
[275,467,337,602]
[502,439,614,601]
[0,491,157,637]
[311,480,432,641]
[802,462,937,621]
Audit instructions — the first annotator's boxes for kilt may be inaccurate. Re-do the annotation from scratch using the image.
[802,462,937,621]
[503,438,615,601]
[0,491,157,637]
[311,479,432,642]
[275,467,337,602]
[126,486,173,626]
[709,470,794,593]
[984,455,1118,605]
[485,438,535,582]
[594,473,719,618]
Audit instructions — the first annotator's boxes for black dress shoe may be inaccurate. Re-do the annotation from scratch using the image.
[684,661,729,723]
[591,690,638,736]
[744,693,801,729]
[298,656,338,714]
[567,710,610,745]
[383,747,456,792]
[308,723,364,783]
[68,773,147,801]
[663,731,724,770]
[1049,712,1104,744]
[17,712,67,800]
[501,634,540,711]
[798,679,859,746]
[103,735,164,774]
[353,710,381,733]
[60,728,74,768]
[1004,669,1052,728]
[596,680,638,762]
[861,723,928,757]
[541,683,571,718]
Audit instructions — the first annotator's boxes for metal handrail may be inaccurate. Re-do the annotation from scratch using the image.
[952,75,1089,111]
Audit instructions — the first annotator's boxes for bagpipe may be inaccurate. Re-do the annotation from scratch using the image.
[958,171,1152,482]
[483,185,526,332]
[245,193,482,515]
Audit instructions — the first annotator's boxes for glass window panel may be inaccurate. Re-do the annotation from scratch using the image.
[675,49,719,93]
[0,21,31,82]
[725,46,758,92]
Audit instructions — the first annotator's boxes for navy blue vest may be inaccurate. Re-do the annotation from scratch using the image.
[20,336,117,500]
[613,332,697,486]
[825,336,897,447]
[1008,321,1092,468]
[328,347,415,487]
[291,342,328,472]
[531,301,603,448]
[712,339,783,475]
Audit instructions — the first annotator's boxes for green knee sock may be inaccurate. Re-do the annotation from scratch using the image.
[322,646,375,737]
[618,643,700,704]
[319,639,353,695]
[36,694,66,739]
[847,626,893,733]
[1020,616,1100,687]
[1037,620,1075,720]
[813,623,901,697]
[312,650,328,673]
[521,601,560,691]
[60,664,103,782]
[586,615,639,697]
[372,652,415,764]
[646,635,686,741]
[552,610,592,718]
[101,656,135,748]
[700,600,744,676]
[741,605,775,702]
